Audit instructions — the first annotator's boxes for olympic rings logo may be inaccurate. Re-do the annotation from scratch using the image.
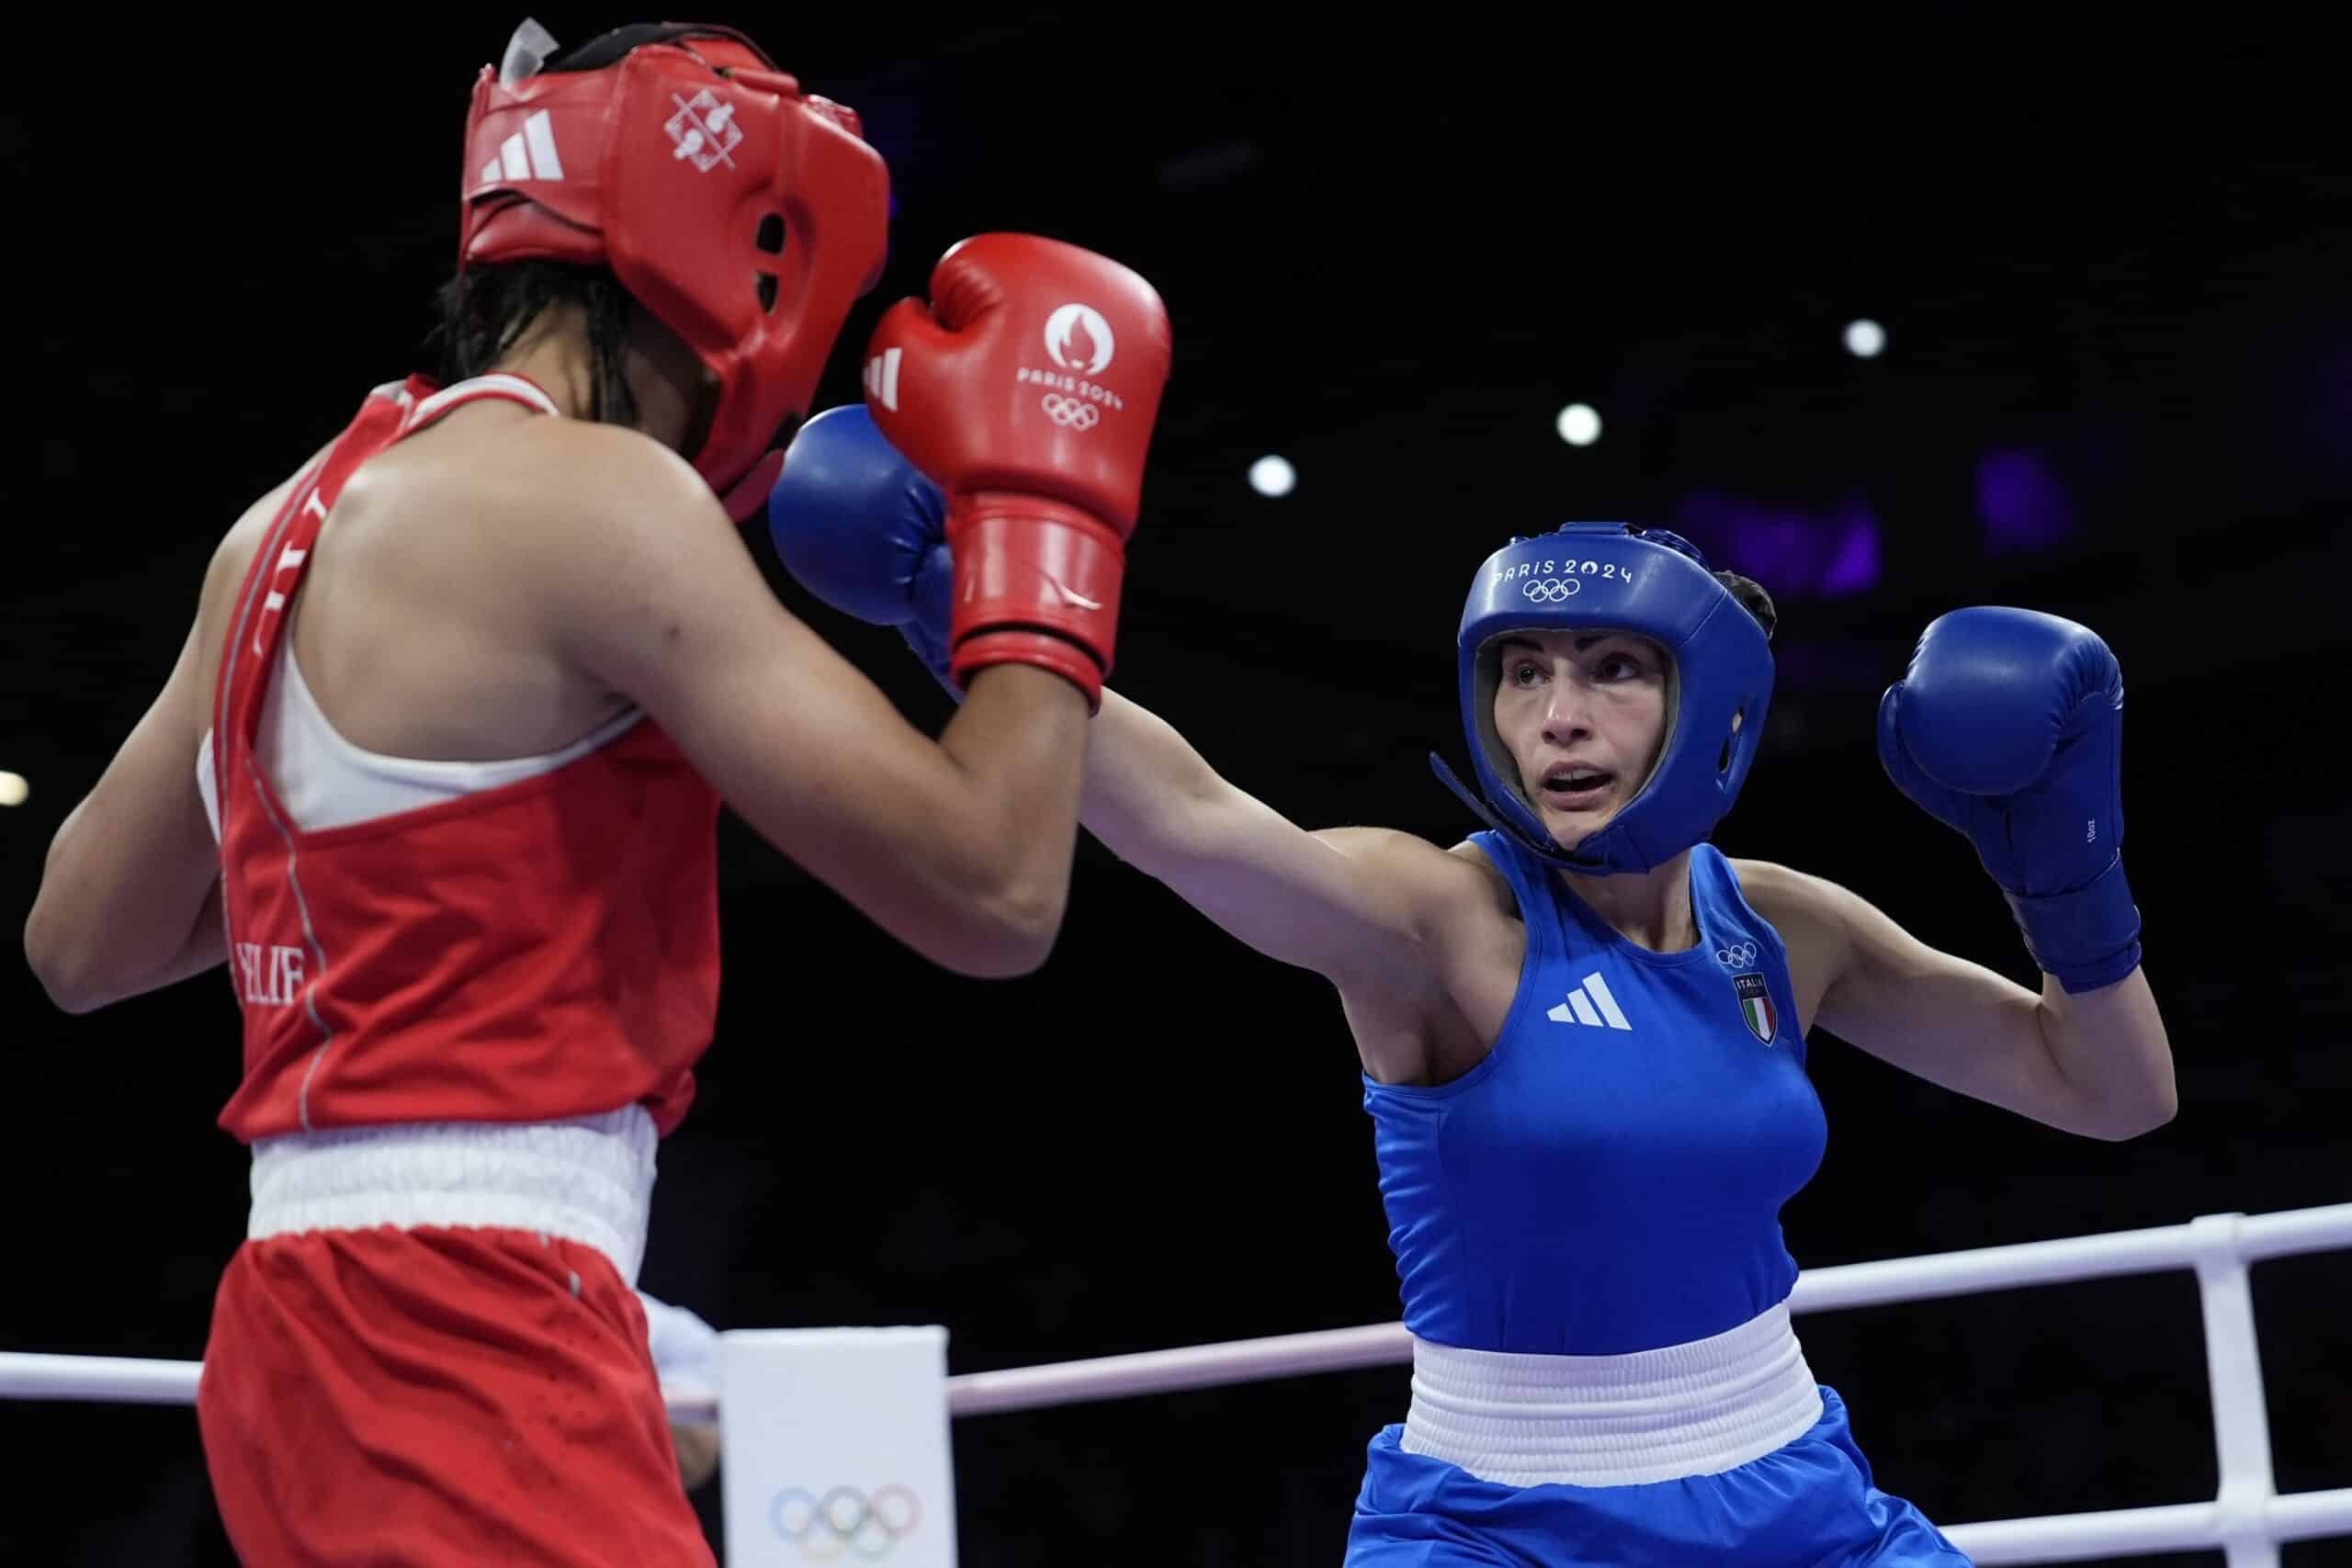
[1041,393,1101,429]
[769,1484,922,1562]
[1716,940,1758,968]
[1520,577,1582,603]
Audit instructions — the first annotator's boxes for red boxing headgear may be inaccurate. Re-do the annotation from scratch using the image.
[458,22,890,500]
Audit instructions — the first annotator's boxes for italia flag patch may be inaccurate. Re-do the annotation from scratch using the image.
[1733,973,1777,1044]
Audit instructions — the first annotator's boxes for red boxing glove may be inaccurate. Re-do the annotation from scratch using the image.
[862,233,1171,709]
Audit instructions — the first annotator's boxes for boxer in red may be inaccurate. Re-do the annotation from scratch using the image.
[23,19,1171,1563]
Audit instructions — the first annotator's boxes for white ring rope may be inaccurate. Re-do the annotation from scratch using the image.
[6,1203,2347,1565]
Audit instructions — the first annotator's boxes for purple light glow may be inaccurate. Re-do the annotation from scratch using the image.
[1667,492,1883,599]
[1975,449,2076,556]
[1818,512,1881,595]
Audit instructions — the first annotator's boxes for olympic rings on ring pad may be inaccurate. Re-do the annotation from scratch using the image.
[768,1483,922,1562]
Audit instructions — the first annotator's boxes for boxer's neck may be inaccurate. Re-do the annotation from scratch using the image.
[491,301,707,454]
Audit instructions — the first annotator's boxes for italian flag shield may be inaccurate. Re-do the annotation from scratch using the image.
[1733,973,1777,1044]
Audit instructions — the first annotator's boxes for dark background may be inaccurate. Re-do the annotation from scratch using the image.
[6,6,2348,1563]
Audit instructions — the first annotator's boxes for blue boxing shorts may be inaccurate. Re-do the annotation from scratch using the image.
[1346,1386,1971,1567]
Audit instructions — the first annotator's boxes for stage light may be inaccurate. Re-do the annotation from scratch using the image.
[1249,455,1296,497]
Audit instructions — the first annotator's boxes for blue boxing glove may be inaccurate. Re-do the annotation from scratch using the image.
[766,405,958,694]
[1877,607,2142,993]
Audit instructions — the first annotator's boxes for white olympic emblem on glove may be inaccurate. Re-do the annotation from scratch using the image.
[1041,393,1102,430]
[1521,577,1582,603]
[1715,940,1758,968]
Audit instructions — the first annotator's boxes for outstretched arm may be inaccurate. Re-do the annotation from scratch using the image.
[764,398,1491,1009]
[1081,689,1481,1000]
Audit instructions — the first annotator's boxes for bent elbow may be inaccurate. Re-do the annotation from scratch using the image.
[926,928,1055,981]
[948,938,1053,980]
[24,920,108,1016]
[912,869,1072,982]
[50,987,110,1017]
[2123,1094,2180,1141]
[961,877,1067,979]
[2088,1085,2178,1142]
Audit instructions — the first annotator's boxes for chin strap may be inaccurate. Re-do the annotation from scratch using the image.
[1426,751,1598,873]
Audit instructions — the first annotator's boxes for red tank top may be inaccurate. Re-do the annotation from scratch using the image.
[211,375,721,1142]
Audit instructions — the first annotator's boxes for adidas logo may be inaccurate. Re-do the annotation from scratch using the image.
[864,348,902,412]
[480,109,565,186]
[1547,972,1631,1031]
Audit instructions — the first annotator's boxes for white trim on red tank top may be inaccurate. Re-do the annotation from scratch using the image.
[401,370,558,430]
[197,373,643,839]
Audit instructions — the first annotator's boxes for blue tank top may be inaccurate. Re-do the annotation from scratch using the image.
[1363,834,1826,1356]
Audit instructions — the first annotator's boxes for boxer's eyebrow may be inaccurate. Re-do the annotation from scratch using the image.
[1498,634,1618,656]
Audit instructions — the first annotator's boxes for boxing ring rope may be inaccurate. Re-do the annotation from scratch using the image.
[5,1204,2347,1565]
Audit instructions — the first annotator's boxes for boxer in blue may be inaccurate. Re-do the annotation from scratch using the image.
[766,409,2177,1566]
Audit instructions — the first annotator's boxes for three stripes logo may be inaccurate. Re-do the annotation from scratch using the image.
[481,109,566,186]
[476,94,743,187]
[1547,972,1631,1031]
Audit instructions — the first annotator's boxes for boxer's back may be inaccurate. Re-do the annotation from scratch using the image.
[284,390,641,761]
[193,383,652,769]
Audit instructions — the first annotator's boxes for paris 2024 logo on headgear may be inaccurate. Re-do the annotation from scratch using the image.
[1043,304,1115,375]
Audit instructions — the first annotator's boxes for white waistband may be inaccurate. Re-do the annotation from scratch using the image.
[246,1106,657,1287]
[1400,1302,1825,1487]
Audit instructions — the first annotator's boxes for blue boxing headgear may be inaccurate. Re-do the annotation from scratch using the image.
[1429,523,1774,874]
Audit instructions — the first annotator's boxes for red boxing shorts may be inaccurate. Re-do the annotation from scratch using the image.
[197,1222,712,1566]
